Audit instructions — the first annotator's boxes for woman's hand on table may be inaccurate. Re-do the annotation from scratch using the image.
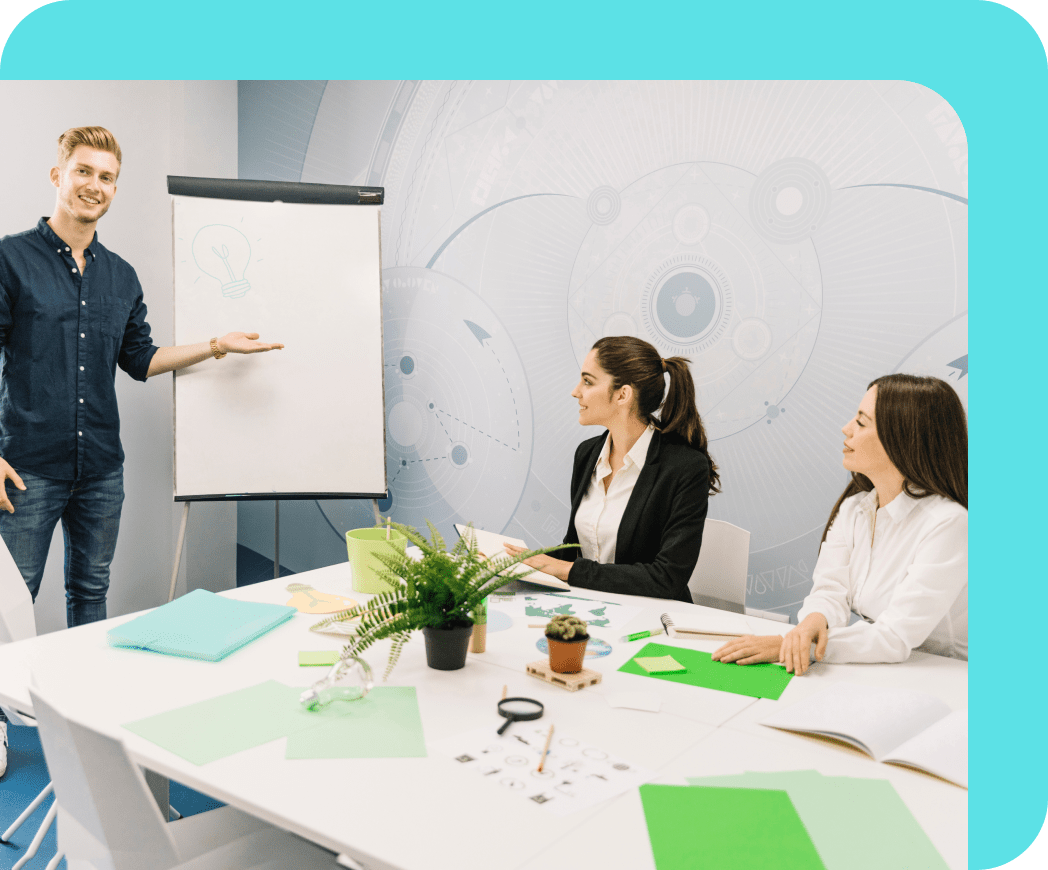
[502,543,573,582]
[779,613,829,675]
[711,635,783,665]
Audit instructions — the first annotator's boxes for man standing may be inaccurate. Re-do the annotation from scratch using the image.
[0,126,283,776]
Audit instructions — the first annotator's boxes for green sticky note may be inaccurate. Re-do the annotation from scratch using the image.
[285,686,427,759]
[633,654,686,674]
[123,680,321,765]
[298,651,340,666]
[687,771,946,870]
[640,784,825,870]
[619,642,792,700]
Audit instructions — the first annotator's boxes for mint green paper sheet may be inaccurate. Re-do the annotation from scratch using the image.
[123,680,321,765]
[299,651,341,666]
[285,686,427,759]
[619,642,792,699]
[639,784,826,870]
[107,589,296,661]
[686,771,948,870]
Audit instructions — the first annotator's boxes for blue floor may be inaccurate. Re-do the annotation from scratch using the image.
[1,723,226,870]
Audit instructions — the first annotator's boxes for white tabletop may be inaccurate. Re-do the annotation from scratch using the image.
[0,561,968,870]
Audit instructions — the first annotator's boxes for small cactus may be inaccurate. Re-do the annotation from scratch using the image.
[545,613,589,642]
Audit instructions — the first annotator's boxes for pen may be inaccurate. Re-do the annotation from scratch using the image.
[537,724,554,773]
[619,627,665,642]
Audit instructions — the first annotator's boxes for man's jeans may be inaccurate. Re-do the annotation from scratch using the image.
[0,468,124,628]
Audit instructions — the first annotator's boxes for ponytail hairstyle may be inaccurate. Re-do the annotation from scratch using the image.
[591,336,721,494]
[822,373,967,542]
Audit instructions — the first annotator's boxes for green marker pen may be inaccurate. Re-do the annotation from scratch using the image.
[620,627,665,642]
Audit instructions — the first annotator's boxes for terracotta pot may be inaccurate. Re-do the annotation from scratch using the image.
[422,623,474,670]
[547,636,588,673]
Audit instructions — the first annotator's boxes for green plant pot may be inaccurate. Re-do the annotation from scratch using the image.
[346,527,407,593]
[422,624,474,670]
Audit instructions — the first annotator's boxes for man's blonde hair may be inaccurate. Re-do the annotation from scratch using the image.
[56,126,122,168]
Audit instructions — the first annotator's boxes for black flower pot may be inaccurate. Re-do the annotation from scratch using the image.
[422,623,474,670]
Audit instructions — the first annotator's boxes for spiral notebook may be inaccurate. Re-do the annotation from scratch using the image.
[107,589,296,661]
[660,609,793,640]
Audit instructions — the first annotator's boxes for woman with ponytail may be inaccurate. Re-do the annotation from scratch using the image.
[713,374,968,671]
[505,336,720,602]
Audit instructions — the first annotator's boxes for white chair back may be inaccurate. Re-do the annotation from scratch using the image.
[687,519,750,609]
[28,686,181,870]
[0,533,35,644]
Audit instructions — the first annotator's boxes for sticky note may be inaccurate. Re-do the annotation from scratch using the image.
[299,651,340,666]
[633,654,687,674]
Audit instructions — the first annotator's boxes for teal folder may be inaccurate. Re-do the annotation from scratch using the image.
[107,589,296,661]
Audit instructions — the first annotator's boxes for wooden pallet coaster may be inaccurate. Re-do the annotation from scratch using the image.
[526,659,603,692]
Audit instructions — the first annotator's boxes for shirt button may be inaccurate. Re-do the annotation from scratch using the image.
[71,268,77,274]
[65,247,70,252]
[78,431,83,437]
[79,398,84,404]
[81,301,86,306]
[80,333,85,338]
[80,366,85,371]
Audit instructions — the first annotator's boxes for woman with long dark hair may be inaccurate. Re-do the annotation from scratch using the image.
[505,336,720,602]
[713,374,968,671]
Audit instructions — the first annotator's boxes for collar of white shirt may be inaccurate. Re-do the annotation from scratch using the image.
[859,486,925,532]
[593,424,656,480]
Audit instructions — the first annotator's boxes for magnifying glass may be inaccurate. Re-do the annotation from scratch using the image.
[496,696,544,735]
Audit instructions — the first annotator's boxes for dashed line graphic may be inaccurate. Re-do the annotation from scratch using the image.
[431,405,519,452]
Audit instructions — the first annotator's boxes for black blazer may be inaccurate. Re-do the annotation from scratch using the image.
[554,429,710,603]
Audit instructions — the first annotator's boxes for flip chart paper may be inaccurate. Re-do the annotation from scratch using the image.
[639,784,826,869]
[285,686,427,759]
[123,680,318,765]
[686,771,948,870]
[619,642,792,699]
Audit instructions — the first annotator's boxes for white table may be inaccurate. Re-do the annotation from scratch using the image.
[0,562,968,870]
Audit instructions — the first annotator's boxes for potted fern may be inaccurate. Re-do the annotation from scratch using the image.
[312,521,573,676]
[545,614,589,674]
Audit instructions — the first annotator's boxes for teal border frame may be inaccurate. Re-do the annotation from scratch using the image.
[2,0,1042,866]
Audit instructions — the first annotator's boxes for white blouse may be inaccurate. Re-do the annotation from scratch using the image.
[574,426,655,565]
[797,488,968,662]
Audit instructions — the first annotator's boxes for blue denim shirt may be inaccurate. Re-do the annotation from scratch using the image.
[0,218,158,481]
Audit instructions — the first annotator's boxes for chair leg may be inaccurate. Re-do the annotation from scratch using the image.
[45,849,65,870]
[11,799,57,870]
[1,781,54,842]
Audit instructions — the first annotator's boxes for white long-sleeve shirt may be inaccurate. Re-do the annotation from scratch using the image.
[797,488,968,662]
[574,425,655,564]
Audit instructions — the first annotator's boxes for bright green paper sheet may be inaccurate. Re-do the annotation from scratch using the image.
[285,686,427,759]
[686,771,948,870]
[298,651,340,666]
[123,680,321,765]
[639,784,826,870]
[619,642,792,699]
[634,654,687,674]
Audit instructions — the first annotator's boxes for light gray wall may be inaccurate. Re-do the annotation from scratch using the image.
[0,81,238,634]
[236,81,968,619]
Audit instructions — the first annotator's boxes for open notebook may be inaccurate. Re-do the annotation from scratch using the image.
[107,589,296,662]
[761,682,967,788]
[454,524,570,591]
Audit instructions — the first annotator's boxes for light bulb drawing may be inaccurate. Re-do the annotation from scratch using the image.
[191,224,252,298]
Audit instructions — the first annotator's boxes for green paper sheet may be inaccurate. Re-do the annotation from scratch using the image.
[634,654,686,674]
[285,686,427,759]
[686,771,948,870]
[299,651,340,666]
[619,642,792,699]
[123,680,321,765]
[639,784,826,870]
